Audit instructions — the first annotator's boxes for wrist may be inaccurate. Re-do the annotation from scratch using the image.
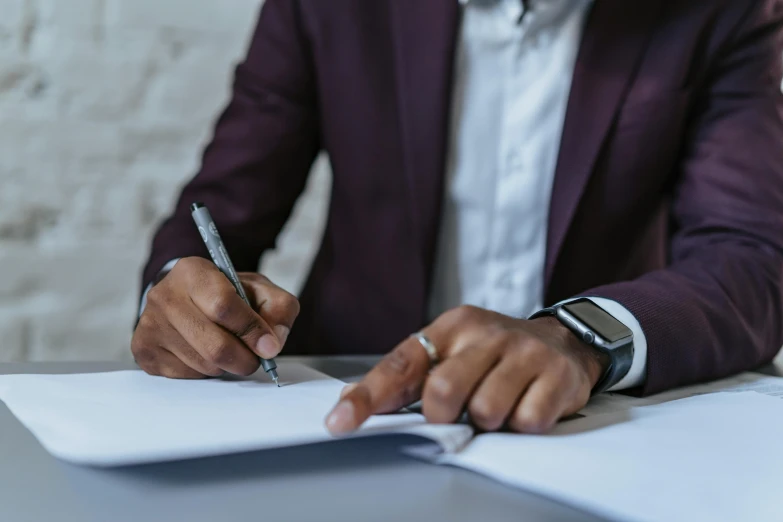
[139,259,181,321]
[534,316,611,388]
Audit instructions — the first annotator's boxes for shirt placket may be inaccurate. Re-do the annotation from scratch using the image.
[485,9,530,318]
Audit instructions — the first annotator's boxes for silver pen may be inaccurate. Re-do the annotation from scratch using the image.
[190,202,280,386]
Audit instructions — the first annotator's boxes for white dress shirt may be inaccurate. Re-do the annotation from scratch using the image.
[143,0,647,390]
[427,0,647,390]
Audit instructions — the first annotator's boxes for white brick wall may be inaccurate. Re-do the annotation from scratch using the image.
[0,0,331,362]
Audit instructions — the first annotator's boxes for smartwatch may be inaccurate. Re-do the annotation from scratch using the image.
[530,298,634,394]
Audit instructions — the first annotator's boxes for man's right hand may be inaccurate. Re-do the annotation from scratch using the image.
[131,257,300,379]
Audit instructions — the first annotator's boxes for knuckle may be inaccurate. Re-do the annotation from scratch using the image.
[182,257,224,293]
[135,312,157,333]
[485,331,514,355]
[145,284,166,307]
[179,308,206,338]
[510,408,549,434]
[468,396,505,431]
[206,341,237,367]
[170,257,200,284]
[518,338,550,361]
[189,351,222,376]
[131,343,162,377]
[174,257,194,271]
[379,347,416,378]
[282,293,301,318]
[444,305,482,326]
[176,256,204,274]
[427,373,457,403]
[147,279,183,312]
[131,338,155,365]
[240,272,265,284]
[207,293,235,323]
[493,331,523,356]
[524,337,549,353]
[267,292,301,321]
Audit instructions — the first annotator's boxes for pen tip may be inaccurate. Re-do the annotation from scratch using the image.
[273,376,280,387]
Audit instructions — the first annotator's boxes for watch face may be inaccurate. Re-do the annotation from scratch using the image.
[562,300,631,343]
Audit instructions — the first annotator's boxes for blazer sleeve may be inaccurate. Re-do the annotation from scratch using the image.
[141,0,320,291]
[586,1,783,395]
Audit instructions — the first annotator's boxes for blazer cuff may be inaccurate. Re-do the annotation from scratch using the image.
[138,258,181,318]
[552,297,647,392]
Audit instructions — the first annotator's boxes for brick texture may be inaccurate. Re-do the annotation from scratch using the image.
[0,0,331,361]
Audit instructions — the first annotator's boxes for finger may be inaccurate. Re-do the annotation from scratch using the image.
[466,352,541,432]
[509,369,579,434]
[136,310,224,377]
[339,382,359,399]
[135,343,205,380]
[421,338,503,424]
[241,273,300,346]
[166,300,261,376]
[189,272,281,359]
[163,328,225,377]
[325,336,432,434]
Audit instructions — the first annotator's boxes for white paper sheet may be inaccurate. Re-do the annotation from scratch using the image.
[441,392,783,522]
[580,372,783,416]
[0,363,472,466]
[5,362,782,521]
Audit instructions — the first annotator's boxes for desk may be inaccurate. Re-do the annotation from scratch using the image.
[0,357,608,522]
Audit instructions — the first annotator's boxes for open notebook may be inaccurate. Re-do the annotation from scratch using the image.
[2,362,783,522]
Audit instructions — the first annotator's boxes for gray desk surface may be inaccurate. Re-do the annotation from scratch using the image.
[0,357,611,522]
[4,357,782,522]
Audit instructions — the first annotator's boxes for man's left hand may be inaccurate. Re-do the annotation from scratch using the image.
[325,306,610,434]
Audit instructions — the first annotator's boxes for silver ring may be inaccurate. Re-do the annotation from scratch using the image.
[411,332,440,367]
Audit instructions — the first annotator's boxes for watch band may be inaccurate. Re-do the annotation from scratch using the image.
[530,305,633,395]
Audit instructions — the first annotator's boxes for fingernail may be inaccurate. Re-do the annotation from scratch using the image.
[273,325,290,347]
[339,382,358,399]
[326,401,355,434]
[256,334,280,359]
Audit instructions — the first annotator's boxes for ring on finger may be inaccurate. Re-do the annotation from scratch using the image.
[410,332,440,368]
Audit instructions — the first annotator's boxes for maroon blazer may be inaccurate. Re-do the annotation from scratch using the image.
[143,0,783,395]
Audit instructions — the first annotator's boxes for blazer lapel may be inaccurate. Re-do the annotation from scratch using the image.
[545,0,664,287]
[391,0,460,285]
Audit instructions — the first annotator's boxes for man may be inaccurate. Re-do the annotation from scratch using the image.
[133,0,783,435]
